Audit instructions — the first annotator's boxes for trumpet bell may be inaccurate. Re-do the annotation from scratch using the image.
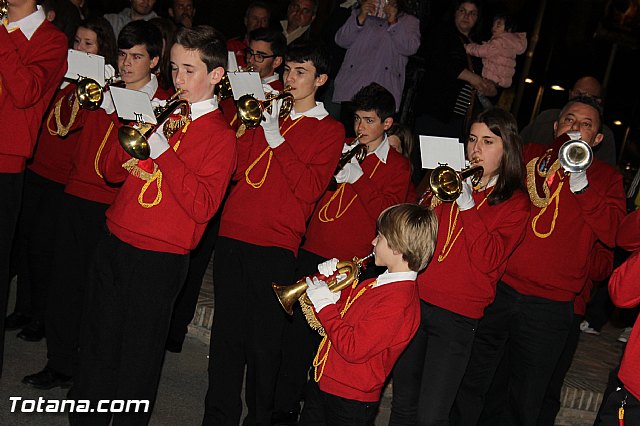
[76,78,104,111]
[428,164,484,203]
[236,94,263,129]
[118,125,152,160]
[558,139,592,173]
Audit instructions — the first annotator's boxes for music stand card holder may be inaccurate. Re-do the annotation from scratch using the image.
[65,49,105,86]
[109,86,157,124]
[419,135,467,171]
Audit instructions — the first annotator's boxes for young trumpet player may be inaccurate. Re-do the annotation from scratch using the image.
[390,108,530,425]
[0,0,67,376]
[21,20,167,391]
[68,25,236,424]
[273,82,412,423]
[298,203,438,425]
[204,41,344,425]
[454,96,626,425]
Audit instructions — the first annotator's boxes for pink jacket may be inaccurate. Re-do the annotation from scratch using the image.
[465,32,527,88]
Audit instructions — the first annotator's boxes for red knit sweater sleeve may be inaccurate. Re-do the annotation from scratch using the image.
[317,291,414,364]
[271,118,345,204]
[153,121,237,224]
[617,209,640,251]
[609,250,640,309]
[574,167,625,247]
[588,241,614,282]
[350,151,411,221]
[0,25,67,109]
[459,190,530,274]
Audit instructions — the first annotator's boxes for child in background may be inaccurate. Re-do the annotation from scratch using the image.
[298,203,438,425]
[465,13,527,107]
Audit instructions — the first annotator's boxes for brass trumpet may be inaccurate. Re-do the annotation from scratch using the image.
[1,0,8,20]
[117,89,190,160]
[558,138,592,173]
[273,253,373,318]
[236,86,294,129]
[419,162,484,205]
[327,134,366,191]
[75,77,124,110]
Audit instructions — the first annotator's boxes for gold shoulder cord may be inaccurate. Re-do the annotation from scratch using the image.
[94,122,115,178]
[318,159,382,223]
[48,92,80,137]
[526,158,564,238]
[312,279,375,382]
[437,191,491,262]
[121,120,191,208]
[244,116,304,189]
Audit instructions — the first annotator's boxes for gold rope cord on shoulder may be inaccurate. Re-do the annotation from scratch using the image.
[121,120,191,208]
[318,158,382,222]
[531,179,564,238]
[313,279,375,382]
[94,122,114,179]
[244,116,305,189]
[437,191,491,262]
[525,157,564,238]
[48,93,80,137]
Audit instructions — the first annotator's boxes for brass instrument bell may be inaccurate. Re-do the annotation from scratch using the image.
[236,86,294,129]
[428,164,484,203]
[558,138,592,173]
[76,78,104,111]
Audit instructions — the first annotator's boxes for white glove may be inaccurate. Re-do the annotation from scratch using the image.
[456,177,475,211]
[305,276,341,313]
[151,98,167,110]
[260,98,285,148]
[569,170,589,193]
[148,131,170,159]
[318,258,339,277]
[104,64,116,81]
[100,91,116,114]
[335,156,364,184]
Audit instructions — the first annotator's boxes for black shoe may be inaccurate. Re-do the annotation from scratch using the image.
[23,367,72,390]
[165,337,183,353]
[271,409,300,425]
[5,312,32,330]
[17,320,45,342]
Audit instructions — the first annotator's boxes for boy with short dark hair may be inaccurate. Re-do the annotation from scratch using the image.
[68,25,236,424]
[204,41,344,425]
[298,203,438,425]
[273,82,413,422]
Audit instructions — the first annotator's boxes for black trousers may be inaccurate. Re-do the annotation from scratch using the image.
[298,380,380,426]
[204,237,296,426]
[274,249,327,414]
[389,301,478,426]
[13,170,65,324]
[453,282,573,426]
[0,171,25,377]
[45,193,109,376]
[69,233,189,426]
[597,385,640,425]
[167,210,221,346]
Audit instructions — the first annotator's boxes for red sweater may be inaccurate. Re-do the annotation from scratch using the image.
[609,250,640,400]
[574,241,614,315]
[419,189,530,319]
[219,113,344,254]
[0,21,67,172]
[503,144,626,301]
[28,84,82,184]
[317,277,420,402]
[100,109,236,254]
[303,147,411,260]
[617,209,640,251]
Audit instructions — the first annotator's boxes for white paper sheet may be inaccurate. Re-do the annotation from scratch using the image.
[419,135,466,170]
[109,86,157,124]
[65,49,106,86]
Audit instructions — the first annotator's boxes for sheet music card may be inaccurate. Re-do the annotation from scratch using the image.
[65,50,105,86]
[227,51,239,72]
[109,86,157,124]
[419,135,466,170]
[227,72,265,101]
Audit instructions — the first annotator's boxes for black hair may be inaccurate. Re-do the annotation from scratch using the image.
[78,17,118,69]
[149,17,178,91]
[559,94,604,133]
[246,1,272,19]
[174,26,228,73]
[285,41,330,77]
[118,20,163,62]
[465,107,525,206]
[351,82,396,121]
[451,0,482,38]
[493,13,516,32]
[248,28,287,58]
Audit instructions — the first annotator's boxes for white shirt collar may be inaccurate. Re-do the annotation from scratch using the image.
[137,74,159,100]
[367,134,390,163]
[373,270,418,288]
[5,5,45,40]
[190,98,218,121]
[262,74,279,85]
[290,101,328,120]
[340,0,358,8]
[280,20,310,44]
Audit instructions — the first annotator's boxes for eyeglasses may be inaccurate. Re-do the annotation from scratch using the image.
[244,48,276,63]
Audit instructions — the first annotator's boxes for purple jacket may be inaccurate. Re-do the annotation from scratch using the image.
[333,9,420,109]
